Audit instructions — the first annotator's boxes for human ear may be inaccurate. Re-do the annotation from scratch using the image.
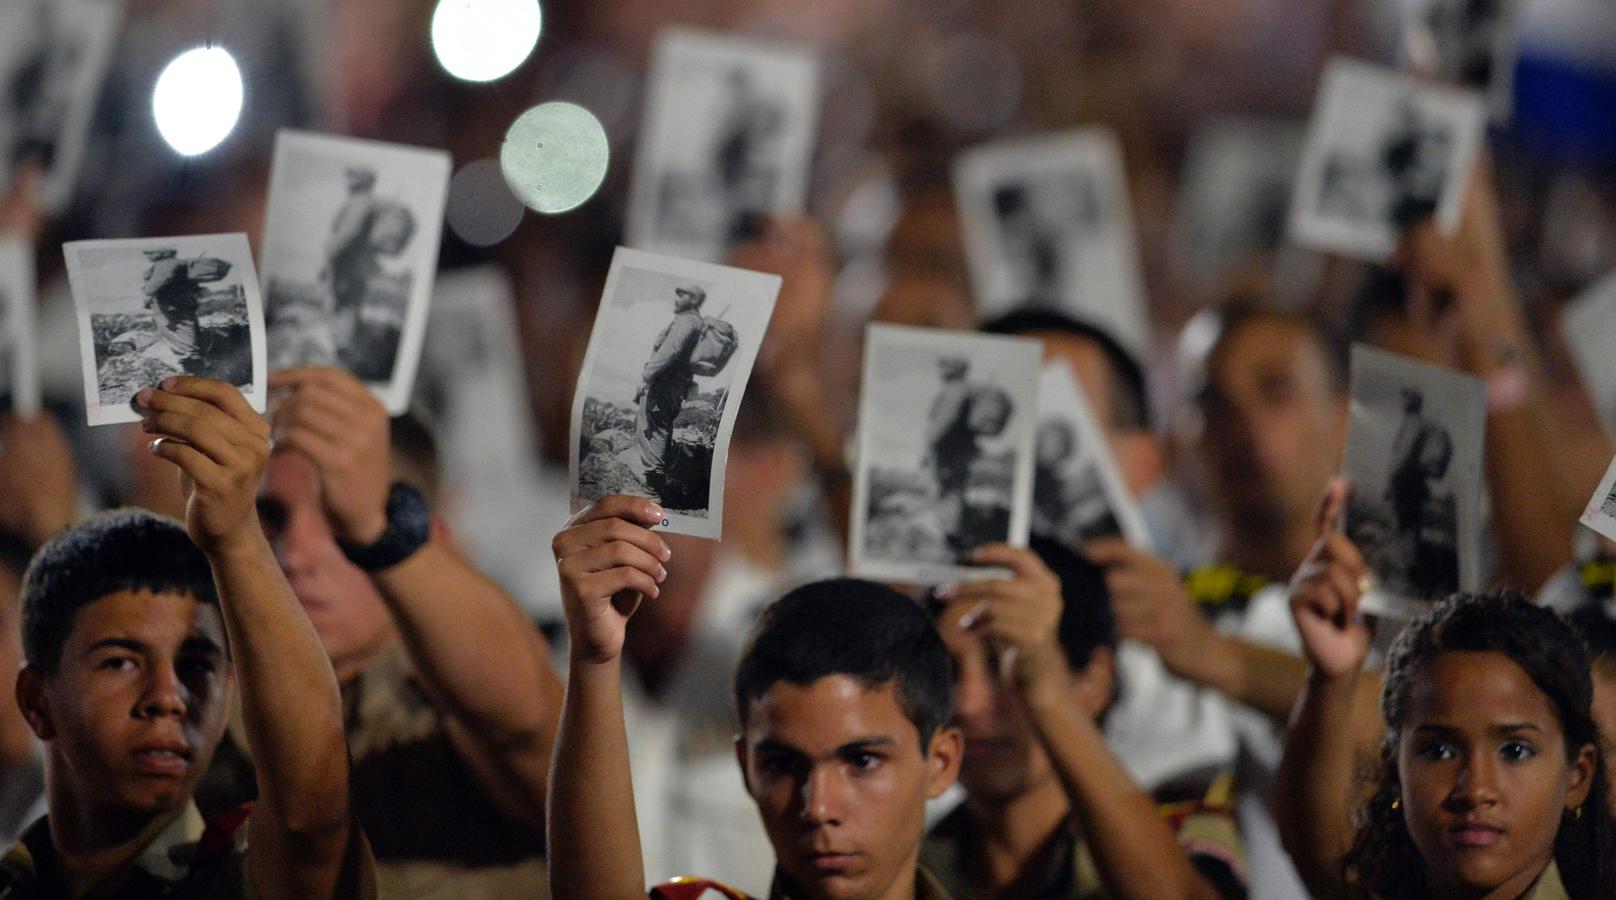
[15,666,52,741]
[1564,742,1597,811]
[924,726,963,799]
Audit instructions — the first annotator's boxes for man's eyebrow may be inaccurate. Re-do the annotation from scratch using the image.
[837,736,897,753]
[85,637,149,657]
[1492,723,1544,736]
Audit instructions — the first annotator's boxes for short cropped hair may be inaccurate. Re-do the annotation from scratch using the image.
[1028,535,1119,674]
[980,309,1152,431]
[733,579,953,748]
[21,510,219,675]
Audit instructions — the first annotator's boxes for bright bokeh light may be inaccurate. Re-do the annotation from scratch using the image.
[152,47,244,157]
[432,0,543,83]
[500,102,609,214]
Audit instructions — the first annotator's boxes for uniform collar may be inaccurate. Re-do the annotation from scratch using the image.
[767,866,952,900]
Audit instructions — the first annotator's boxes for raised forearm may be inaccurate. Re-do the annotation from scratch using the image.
[1168,633,1307,723]
[549,656,647,900]
[1026,688,1218,900]
[371,542,562,812]
[1273,670,1362,898]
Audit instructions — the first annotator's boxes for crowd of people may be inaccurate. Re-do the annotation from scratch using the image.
[0,1,1615,899]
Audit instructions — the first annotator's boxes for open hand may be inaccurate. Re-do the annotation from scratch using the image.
[134,377,271,556]
[551,496,671,665]
[1085,537,1211,678]
[269,367,391,544]
[943,544,1066,699]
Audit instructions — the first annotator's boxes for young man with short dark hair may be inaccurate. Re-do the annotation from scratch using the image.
[548,495,962,900]
[1,376,371,898]
[924,538,1243,899]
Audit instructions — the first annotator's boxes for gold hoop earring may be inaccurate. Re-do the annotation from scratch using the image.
[1574,805,1584,821]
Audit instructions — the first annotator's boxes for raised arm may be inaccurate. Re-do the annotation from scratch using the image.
[951,546,1223,900]
[270,366,563,826]
[548,495,671,900]
[1272,479,1377,898]
[1086,539,1309,722]
[135,377,362,899]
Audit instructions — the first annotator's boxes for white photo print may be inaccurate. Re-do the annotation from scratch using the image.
[626,28,821,262]
[260,130,451,414]
[1401,0,1522,118]
[851,325,1041,585]
[1173,118,1306,289]
[1341,344,1485,618]
[1561,269,1616,439]
[0,237,39,418]
[0,0,123,214]
[63,234,266,427]
[955,128,1150,355]
[1289,58,1485,262]
[570,247,781,540]
[1580,452,1616,545]
[1034,361,1149,548]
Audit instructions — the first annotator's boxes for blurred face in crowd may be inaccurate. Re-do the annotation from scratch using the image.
[937,601,1112,804]
[1593,658,1616,817]
[1193,314,1344,537]
[257,451,397,683]
[1033,330,1164,498]
[737,675,960,900]
[1396,651,1594,898]
[18,590,231,818]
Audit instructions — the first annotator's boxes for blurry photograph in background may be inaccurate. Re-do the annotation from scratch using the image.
[626,28,821,262]
[1580,451,1616,543]
[0,0,122,214]
[851,325,1040,585]
[1560,269,1616,439]
[1289,58,1485,262]
[570,248,781,539]
[1403,0,1523,117]
[1173,118,1307,292]
[955,128,1150,355]
[1034,361,1149,548]
[1342,345,1485,618]
[261,130,451,414]
[0,237,39,419]
[63,233,265,426]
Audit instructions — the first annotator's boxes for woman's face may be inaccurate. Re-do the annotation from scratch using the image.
[1397,650,1597,898]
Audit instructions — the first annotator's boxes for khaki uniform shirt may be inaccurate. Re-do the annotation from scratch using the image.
[918,778,1247,900]
[652,868,952,900]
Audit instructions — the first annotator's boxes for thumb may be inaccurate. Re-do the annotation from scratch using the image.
[1314,477,1348,539]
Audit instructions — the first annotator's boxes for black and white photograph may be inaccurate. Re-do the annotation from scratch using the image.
[0,0,123,213]
[63,233,266,427]
[625,28,821,262]
[1173,118,1307,289]
[1341,344,1485,618]
[954,128,1151,355]
[569,247,781,540]
[0,236,40,419]
[1560,269,1616,439]
[1289,58,1485,262]
[1034,361,1149,548]
[260,130,451,415]
[1579,452,1616,544]
[1402,0,1522,117]
[850,324,1041,585]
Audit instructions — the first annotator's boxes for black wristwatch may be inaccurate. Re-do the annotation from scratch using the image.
[338,482,431,572]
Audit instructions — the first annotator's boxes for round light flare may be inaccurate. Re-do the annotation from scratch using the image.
[152,47,244,157]
[431,0,543,83]
[499,102,609,215]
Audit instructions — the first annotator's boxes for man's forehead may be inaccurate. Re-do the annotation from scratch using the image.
[66,589,225,650]
[744,675,919,751]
